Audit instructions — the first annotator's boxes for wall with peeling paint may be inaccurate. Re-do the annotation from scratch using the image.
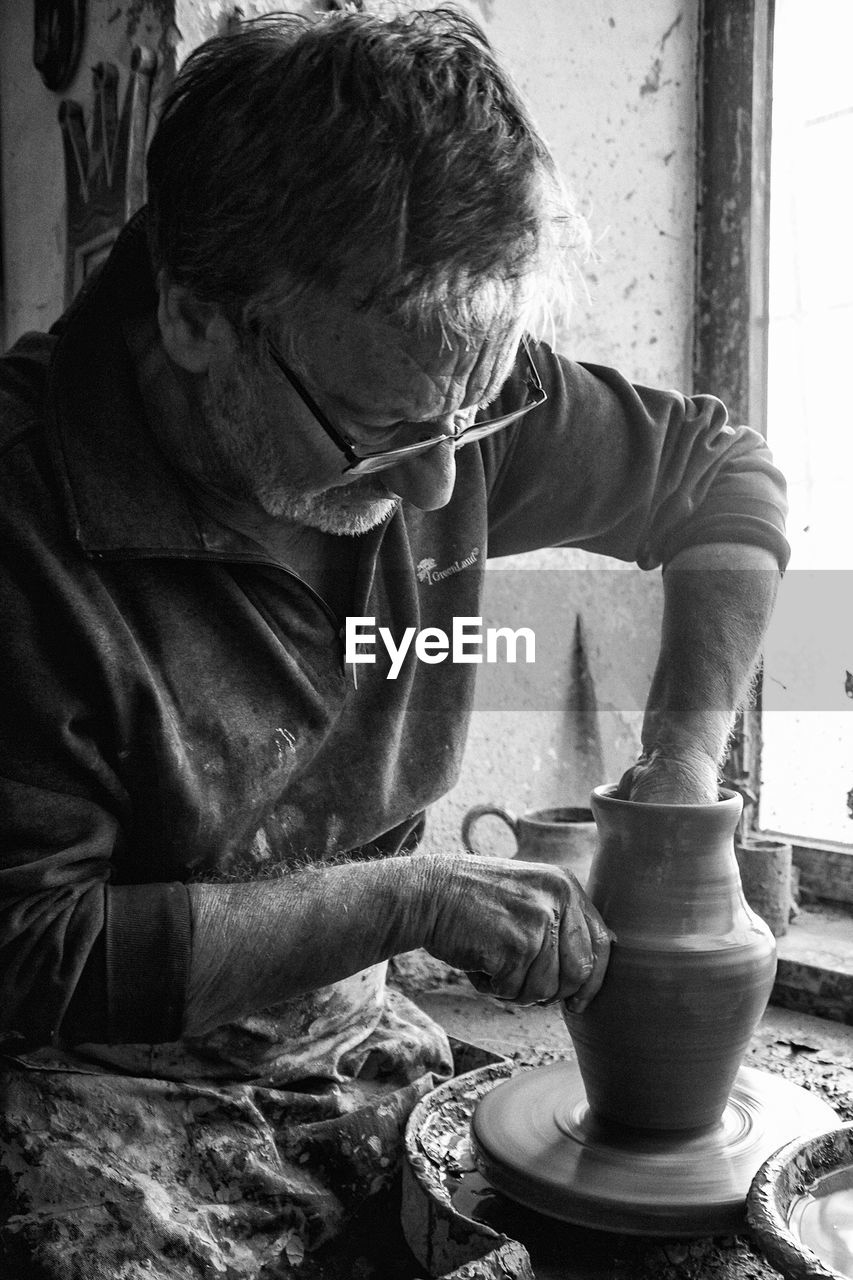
[0,0,308,342]
[476,1,698,385]
[0,2,171,342]
[427,0,699,858]
[2,1,698,372]
[0,1,699,860]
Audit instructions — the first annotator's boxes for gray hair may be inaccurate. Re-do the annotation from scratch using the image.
[146,7,588,345]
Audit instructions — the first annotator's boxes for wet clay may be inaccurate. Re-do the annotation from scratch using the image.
[403,1030,853,1277]
[788,1169,853,1279]
[563,786,776,1129]
[470,1059,838,1236]
[467,788,839,1239]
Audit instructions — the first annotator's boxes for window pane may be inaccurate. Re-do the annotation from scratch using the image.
[759,0,853,844]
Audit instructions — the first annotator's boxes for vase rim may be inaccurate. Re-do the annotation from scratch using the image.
[592,783,742,816]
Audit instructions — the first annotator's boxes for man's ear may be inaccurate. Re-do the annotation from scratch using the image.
[157,274,236,373]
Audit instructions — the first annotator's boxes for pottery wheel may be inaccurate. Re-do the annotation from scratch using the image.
[471,1060,838,1237]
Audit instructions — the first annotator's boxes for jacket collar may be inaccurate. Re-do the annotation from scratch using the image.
[46,209,241,560]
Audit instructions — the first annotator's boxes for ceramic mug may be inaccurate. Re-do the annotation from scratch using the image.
[461,804,598,885]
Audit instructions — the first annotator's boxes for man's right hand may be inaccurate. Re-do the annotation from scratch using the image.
[185,851,612,1037]
[420,854,612,1011]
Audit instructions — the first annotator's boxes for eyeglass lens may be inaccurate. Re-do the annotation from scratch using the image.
[346,401,541,474]
[347,347,546,472]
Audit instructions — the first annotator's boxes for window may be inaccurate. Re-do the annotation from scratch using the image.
[696,0,853,899]
[758,0,853,852]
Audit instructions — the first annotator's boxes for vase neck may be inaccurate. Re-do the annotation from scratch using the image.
[588,791,746,937]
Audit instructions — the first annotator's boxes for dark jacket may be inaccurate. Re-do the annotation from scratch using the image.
[0,214,788,1048]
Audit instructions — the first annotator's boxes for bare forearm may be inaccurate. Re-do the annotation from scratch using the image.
[184,847,614,1036]
[630,543,780,802]
[185,856,430,1037]
[643,543,779,757]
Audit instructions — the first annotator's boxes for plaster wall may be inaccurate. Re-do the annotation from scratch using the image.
[0,1,699,858]
[0,0,308,345]
[0,2,171,344]
[425,0,699,857]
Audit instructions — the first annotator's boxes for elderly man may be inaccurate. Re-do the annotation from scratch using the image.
[0,9,785,1278]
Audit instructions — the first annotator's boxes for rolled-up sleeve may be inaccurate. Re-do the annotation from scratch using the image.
[0,774,192,1049]
[483,346,789,569]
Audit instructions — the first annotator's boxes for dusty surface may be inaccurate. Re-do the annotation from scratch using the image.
[773,900,853,1025]
[389,950,853,1279]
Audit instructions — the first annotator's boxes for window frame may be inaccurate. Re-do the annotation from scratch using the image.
[694,0,853,901]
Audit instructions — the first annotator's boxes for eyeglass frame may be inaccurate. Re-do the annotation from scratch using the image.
[265,333,548,475]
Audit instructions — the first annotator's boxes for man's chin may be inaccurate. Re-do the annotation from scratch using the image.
[260,481,400,536]
[304,496,400,536]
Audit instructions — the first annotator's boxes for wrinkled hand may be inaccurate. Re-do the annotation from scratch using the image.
[423,855,612,1011]
[617,746,719,804]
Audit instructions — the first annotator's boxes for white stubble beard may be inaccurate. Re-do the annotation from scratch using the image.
[199,354,399,536]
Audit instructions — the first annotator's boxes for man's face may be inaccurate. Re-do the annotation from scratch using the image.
[200,294,522,534]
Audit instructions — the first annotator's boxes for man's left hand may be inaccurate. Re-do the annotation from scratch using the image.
[617,747,719,805]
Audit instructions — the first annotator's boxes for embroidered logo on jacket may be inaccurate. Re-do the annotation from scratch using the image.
[417,547,480,585]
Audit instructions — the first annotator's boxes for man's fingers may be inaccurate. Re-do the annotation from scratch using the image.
[450,865,614,1008]
[466,969,507,997]
[515,897,604,1008]
[552,905,597,1002]
[564,911,613,1012]
[510,912,562,1005]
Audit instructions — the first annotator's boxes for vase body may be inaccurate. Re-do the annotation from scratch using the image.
[563,785,777,1130]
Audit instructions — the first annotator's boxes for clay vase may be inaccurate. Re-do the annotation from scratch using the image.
[562,784,777,1131]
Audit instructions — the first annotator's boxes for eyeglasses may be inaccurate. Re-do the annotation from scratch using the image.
[266,334,547,475]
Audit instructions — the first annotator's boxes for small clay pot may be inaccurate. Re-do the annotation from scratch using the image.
[735,836,794,937]
[461,804,597,886]
[563,785,777,1131]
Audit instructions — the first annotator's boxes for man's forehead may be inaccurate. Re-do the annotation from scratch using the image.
[301,296,521,417]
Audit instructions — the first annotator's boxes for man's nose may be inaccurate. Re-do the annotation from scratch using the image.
[383,439,458,511]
